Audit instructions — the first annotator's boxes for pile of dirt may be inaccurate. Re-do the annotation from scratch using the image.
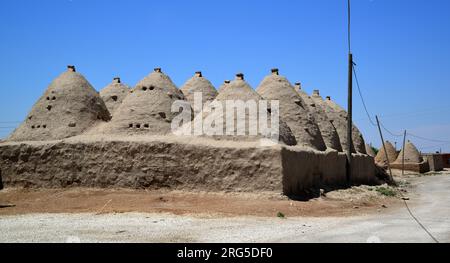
[180,71,218,112]
[99,77,130,115]
[8,66,110,141]
[256,69,326,151]
[98,68,190,135]
[375,141,398,166]
[294,83,342,152]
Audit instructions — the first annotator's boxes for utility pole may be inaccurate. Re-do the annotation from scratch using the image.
[402,130,407,176]
[346,0,353,184]
[347,53,353,184]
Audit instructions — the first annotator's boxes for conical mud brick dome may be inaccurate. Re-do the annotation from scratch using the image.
[100,77,130,115]
[310,92,356,153]
[256,69,326,151]
[294,82,342,152]
[101,68,189,135]
[394,141,423,163]
[187,73,296,145]
[180,71,218,110]
[375,141,398,166]
[322,95,367,154]
[217,80,231,93]
[8,66,110,141]
[365,143,376,157]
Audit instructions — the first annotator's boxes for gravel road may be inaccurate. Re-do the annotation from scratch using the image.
[0,175,449,243]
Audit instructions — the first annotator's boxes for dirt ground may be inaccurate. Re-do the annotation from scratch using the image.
[1,170,449,243]
[0,184,401,218]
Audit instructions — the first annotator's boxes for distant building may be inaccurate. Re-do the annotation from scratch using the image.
[441,153,450,168]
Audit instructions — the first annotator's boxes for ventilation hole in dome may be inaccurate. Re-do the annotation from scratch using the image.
[28,116,33,120]
[47,105,52,111]
[43,125,47,129]
[142,86,148,91]
[68,123,76,127]
[129,124,133,128]
[144,124,149,128]
[267,108,272,114]
[37,125,41,128]
[149,86,155,91]
[111,95,118,102]
[31,125,35,129]
[46,97,50,100]
[136,124,141,129]
[158,112,166,119]
[52,97,56,100]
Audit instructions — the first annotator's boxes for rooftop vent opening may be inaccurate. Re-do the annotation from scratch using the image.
[154,68,162,73]
[295,82,302,89]
[326,96,331,101]
[136,124,141,129]
[271,68,279,75]
[111,95,118,102]
[142,86,148,91]
[195,71,202,77]
[37,125,41,128]
[144,124,149,128]
[31,125,35,129]
[43,125,47,128]
[236,73,244,80]
[68,122,76,127]
[113,77,121,84]
[46,105,52,111]
[52,96,56,100]
[149,86,155,91]
[46,97,50,100]
[313,90,320,96]
[129,123,133,128]
[67,65,76,72]
[224,80,231,84]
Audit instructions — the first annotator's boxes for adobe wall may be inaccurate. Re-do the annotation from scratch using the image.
[0,138,285,192]
[390,162,430,174]
[0,137,381,196]
[424,154,444,172]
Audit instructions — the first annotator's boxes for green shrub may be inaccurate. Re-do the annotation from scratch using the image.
[376,187,397,197]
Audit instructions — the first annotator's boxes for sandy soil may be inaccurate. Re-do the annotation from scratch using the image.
[0,186,399,218]
[0,173,449,243]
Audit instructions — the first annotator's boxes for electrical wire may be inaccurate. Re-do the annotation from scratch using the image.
[352,65,377,127]
[348,0,351,53]
[407,133,450,143]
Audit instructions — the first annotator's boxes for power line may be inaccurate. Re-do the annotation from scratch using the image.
[347,0,351,53]
[379,122,403,137]
[352,64,376,126]
[407,133,450,143]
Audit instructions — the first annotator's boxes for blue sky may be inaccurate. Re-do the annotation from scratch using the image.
[1,0,449,152]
